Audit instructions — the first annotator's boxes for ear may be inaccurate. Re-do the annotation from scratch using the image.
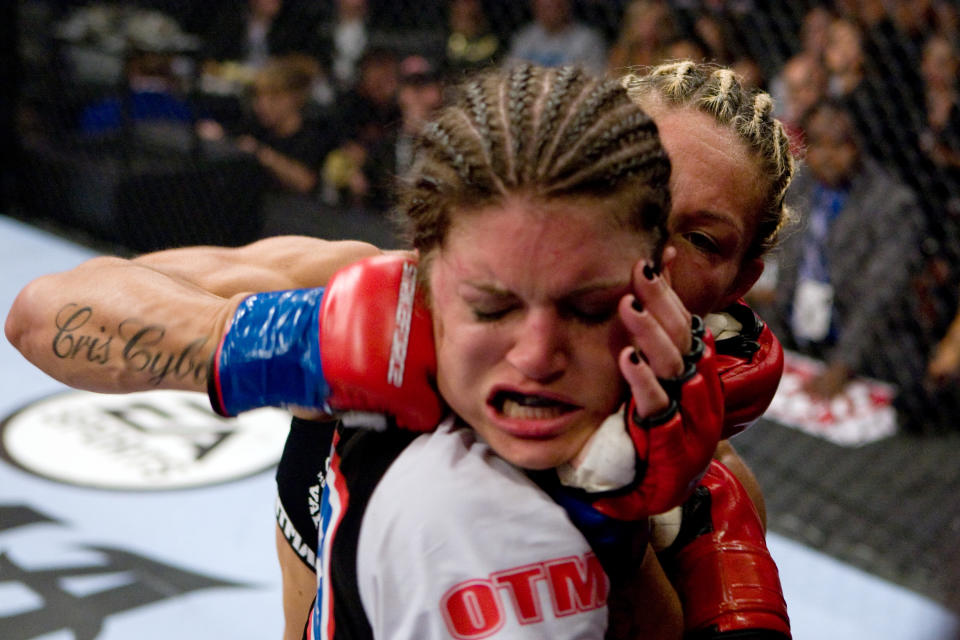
[718,256,765,309]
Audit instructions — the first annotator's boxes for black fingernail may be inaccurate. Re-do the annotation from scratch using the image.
[643,263,657,280]
[629,350,641,365]
[631,297,644,312]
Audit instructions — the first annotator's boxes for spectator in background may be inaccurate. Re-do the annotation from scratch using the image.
[857,0,926,130]
[444,0,502,78]
[662,34,709,64]
[756,101,927,422]
[200,0,313,69]
[768,4,833,126]
[331,47,400,153]
[731,56,764,90]
[691,12,732,64]
[775,52,828,152]
[198,54,331,196]
[912,33,960,387]
[919,34,960,188]
[823,15,923,192]
[79,49,194,135]
[312,0,371,93]
[823,16,864,100]
[606,0,678,71]
[505,0,607,73]
[320,47,400,208]
[361,54,445,212]
[800,3,833,58]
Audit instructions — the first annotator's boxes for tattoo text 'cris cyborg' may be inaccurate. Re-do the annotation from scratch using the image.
[52,303,210,386]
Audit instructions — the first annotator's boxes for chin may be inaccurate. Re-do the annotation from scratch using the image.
[490,436,575,471]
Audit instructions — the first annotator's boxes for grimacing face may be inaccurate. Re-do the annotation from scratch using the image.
[428,195,653,470]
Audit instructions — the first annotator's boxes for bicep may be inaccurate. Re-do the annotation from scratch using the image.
[135,236,392,295]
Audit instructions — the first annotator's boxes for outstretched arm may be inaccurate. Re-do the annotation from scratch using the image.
[5,236,390,394]
[132,236,389,295]
[6,255,238,393]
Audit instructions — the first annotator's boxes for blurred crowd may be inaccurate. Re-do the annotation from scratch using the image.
[10,0,960,430]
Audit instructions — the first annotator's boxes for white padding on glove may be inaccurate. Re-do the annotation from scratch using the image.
[649,506,684,551]
[704,311,743,341]
[557,407,635,492]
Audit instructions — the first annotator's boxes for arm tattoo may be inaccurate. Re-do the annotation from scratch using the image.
[52,303,211,386]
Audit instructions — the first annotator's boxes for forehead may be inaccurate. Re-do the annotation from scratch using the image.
[654,108,765,227]
[437,195,652,280]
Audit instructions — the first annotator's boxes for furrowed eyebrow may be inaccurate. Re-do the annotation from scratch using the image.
[462,279,630,299]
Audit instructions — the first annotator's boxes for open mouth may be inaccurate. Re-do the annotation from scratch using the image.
[490,390,579,420]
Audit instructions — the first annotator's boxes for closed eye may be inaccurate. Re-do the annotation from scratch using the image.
[472,306,515,322]
[560,303,618,325]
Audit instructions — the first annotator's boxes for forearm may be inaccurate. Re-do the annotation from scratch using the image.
[257,145,318,194]
[714,439,766,529]
[938,311,960,355]
[928,310,960,380]
[6,256,242,393]
[607,545,683,640]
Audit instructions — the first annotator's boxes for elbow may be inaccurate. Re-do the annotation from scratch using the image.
[6,279,46,360]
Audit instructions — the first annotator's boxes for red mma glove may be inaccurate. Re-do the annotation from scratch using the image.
[589,317,724,520]
[708,300,784,439]
[652,460,791,639]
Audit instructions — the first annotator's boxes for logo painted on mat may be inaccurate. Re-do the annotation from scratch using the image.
[0,390,289,490]
[0,505,245,640]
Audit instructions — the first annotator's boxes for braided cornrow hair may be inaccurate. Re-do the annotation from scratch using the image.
[396,63,672,265]
[621,61,797,259]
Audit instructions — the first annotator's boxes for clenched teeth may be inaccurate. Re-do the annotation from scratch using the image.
[496,392,575,419]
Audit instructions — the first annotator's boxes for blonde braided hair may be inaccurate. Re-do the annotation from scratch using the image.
[622,61,797,258]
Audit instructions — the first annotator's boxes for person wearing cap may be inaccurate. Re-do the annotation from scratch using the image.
[355,54,446,212]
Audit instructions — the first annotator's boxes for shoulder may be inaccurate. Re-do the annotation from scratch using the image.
[365,425,548,524]
[353,424,609,639]
[853,159,921,211]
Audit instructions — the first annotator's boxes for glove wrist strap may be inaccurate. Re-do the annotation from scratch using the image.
[209,288,329,416]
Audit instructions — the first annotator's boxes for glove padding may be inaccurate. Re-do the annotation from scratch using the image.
[707,300,784,439]
[588,318,724,520]
[653,460,791,639]
[208,255,443,431]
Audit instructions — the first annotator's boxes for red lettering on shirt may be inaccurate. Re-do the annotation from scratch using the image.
[441,552,607,638]
[492,564,546,624]
[441,579,505,639]
[544,554,609,616]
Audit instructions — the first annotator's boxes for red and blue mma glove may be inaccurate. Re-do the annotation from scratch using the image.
[208,255,444,431]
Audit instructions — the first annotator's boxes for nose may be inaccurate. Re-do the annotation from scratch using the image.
[505,308,567,382]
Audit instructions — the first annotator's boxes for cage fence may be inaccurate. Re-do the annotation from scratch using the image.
[8,0,960,614]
